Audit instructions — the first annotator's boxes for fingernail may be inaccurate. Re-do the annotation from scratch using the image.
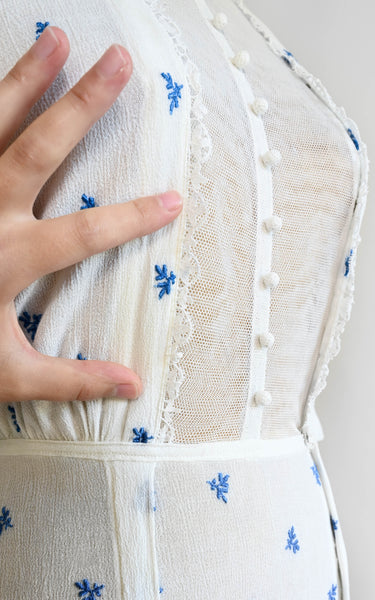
[158,191,183,211]
[114,383,140,399]
[32,27,59,60]
[96,44,128,79]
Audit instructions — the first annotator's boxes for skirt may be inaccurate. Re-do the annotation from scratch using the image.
[0,432,348,599]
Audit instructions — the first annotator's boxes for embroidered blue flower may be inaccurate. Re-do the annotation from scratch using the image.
[36,21,49,40]
[285,526,300,553]
[206,472,230,503]
[154,264,176,299]
[77,353,88,360]
[18,311,42,341]
[344,249,353,276]
[328,583,337,599]
[74,579,105,599]
[347,128,359,151]
[282,49,295,67]
[80,193,96,210]
[0,506,13,536]
[161,72,183,114]
[7,405,21,433]
[311,463,322,485]
[132,427,154,443]
[159,587,164,593]
[330,515,338,532]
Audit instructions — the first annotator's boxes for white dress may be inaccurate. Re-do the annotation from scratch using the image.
[0,1,369,598]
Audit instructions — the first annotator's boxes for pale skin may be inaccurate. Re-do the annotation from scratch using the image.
[0,25,183,404]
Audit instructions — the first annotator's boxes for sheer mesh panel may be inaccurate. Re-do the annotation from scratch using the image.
[164,0,358,442]
[225,1,358,438]
[164,0,257,443]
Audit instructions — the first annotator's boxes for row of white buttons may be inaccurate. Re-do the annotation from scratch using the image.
[211,12,283,408]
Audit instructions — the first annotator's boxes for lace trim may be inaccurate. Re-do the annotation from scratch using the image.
[235,0,370,441]
[144,0,212,442]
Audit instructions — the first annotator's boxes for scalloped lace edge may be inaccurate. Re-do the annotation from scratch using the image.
[235,0,370,442]
[144,0,212,442]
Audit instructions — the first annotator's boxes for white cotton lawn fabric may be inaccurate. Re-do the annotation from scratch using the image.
[0,1,369,599]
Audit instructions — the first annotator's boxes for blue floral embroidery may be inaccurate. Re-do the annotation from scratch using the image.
[77,353,88,360]
[80,193,96,210]
[132,427,154,443]
[159,587,164,593]
[282,49,295,67]
[285,526,300,553]
[328,583,337,599]
[344,249,353,276]
[206,472,230,503]
[311,463,322,485]
[18,311,42,341]
[330,515,338,532]
[161,72,183,115]
[0,506,13,536]
[74,579,105,599]
[36,21,49,40]
[154,264,176,299]
[347,128,359,151]
[7,405,21,433]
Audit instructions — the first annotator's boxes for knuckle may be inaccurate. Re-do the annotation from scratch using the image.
[75,380,100,402]
[132,198,149,228]
[11,134,47,172]
[5,65,28,89]
[74,382,88,402]
[73,209,101,252]
[69,84,94,113]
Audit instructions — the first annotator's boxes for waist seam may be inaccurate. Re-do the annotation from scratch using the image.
[0,433,309,462]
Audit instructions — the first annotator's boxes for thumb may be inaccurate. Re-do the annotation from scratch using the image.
[1,348,142,404]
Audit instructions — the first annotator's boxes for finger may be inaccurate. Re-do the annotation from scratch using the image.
[0,43,133,209]
[0,26,70,155]
[0,192,183,300]
[0,303,141,404]
[0,347,143,404]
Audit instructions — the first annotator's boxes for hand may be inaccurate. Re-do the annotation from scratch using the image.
[0,26,183,404]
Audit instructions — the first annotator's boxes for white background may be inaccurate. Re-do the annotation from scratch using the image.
[248,1,375,596]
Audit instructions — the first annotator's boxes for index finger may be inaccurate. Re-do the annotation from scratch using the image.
[0,26,70,156]
[0,41,132,210]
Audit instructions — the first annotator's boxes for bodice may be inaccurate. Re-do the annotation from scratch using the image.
[0,0,368,445]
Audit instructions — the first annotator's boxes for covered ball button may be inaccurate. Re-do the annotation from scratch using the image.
[258,332,275,348]
[263,215,283,233]
[212,12,228,30]
[254,391,273,406]
[262,272,280,290]
[251,97,269,116]
[232,50,250,70]
[261,149,282,167]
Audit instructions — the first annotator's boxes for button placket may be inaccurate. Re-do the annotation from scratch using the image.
[254,213,282,407]
[197,0,281,435]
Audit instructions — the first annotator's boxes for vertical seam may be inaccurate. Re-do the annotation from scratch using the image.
[147,463,160,597]
[104,462,125,599]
